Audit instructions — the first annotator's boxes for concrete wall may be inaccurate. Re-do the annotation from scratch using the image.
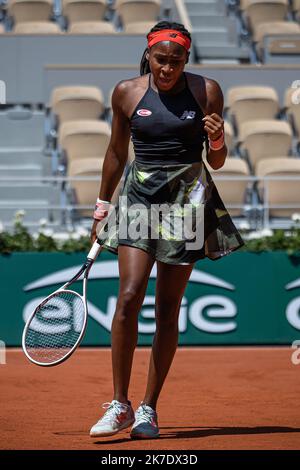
[0,35,299,105]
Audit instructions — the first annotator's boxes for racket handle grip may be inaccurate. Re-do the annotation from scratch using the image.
[87,240,102,261]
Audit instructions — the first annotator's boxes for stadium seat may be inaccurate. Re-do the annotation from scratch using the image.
[50,86,105,125]
[238,119,292,168]
[62,0,107,23]
[0,23,4,33]
[224,120,234,154]
[284,86,300,141]
[69,20,116,33]
[227,86,279,131]
[254,21,300,60]
[68,158,103,218]
[59,120,111,165]
[13,21,62,33]
[68,157,121,217]
[239,0,250,10]
[243,0,288,31]
[292,0,300,20]
[128,138,135,163]
[123,20,156,33]
[256,157,300,217]
[115,0,160,27]
[7,0,53,23]
[107,86,114,111]
[209,157,251,217]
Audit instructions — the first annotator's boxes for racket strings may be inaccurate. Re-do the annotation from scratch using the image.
[24,291,85,364]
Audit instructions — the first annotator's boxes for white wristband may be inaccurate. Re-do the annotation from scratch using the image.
[97,198,110,204]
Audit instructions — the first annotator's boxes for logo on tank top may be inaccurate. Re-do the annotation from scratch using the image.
[180,110,196,120]
[137,109,152,117]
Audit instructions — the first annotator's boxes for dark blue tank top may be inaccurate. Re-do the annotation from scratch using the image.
[130,73,206,165]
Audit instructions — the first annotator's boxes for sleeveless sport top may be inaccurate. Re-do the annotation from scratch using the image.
[130,73,207,165]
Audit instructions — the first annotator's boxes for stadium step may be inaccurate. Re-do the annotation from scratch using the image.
[190,14,235,28]
[0,164,42,178]
[185,0,226,15]
[0,200,60,223]
[192,27,231,43]
[0,184,61,202]
[0,148,46,165]
[0,182,62,223]
[0,109,45,148]
[195,43,250,61]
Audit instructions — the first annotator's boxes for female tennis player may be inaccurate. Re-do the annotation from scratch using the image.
[89,21,244,439]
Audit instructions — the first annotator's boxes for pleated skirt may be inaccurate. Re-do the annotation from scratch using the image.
[97,159,244,265]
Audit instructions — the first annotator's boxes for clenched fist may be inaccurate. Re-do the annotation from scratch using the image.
[202,113,224,141]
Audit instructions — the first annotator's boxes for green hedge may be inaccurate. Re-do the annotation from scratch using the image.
[1,217,300,255]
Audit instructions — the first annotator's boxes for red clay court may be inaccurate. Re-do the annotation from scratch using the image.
[1,347,300,450]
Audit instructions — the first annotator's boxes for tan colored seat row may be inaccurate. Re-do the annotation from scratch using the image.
[51,86,105,124]
[209,157,250,217]
[226,85,279,130]
[285,87,300,138]
[237,0,300,61]
[241,0,300,22]
[238,119,292,168]
[59,120,111,163]
[49,85,298,169]
[226,85,300,138]
[6,0,106,23]
[208,156,300,219]
[7,0,53,23]
[240,0,289,31]
[115,0,160,27]
[14,21,62,33]
[5,0,160,30]
[224,121,234,154]
[59,118,135,163]
[292,0,300,19]
[68,155,300,222]
[8,19,157,34]
[68,157,122,217]
[256,157,300,217]
[62,0,107,23]
[49,84,234,153]
[253,21,300,60]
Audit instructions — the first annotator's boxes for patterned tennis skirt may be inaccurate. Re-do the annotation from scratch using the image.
[97,159,244,265]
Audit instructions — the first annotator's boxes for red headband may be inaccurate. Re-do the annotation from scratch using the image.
[147,29,191,51]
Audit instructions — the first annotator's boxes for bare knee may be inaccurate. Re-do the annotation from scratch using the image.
[115,287,144,323]
[155,301,181,330]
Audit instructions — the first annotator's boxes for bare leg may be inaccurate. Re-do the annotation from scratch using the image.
[142,261,194,410]
[111,245,155,404]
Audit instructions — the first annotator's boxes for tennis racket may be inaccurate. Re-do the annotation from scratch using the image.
[22,239,102,367]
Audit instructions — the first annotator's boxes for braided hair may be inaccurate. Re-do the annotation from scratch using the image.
[140,21,192,76]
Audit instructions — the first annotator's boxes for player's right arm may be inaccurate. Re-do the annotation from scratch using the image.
[91,81,131,242]
[99,81,131,200]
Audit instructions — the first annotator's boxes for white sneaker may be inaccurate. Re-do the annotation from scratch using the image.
[90,400,135,437]
[130,403,160,439]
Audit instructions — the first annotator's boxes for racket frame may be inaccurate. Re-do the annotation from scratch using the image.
[22,241,101,367]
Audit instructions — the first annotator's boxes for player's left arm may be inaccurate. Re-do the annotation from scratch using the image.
[203,78,227,170]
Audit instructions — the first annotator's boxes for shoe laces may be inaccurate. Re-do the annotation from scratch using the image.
[135,404,157,426]
[99,401,129,424]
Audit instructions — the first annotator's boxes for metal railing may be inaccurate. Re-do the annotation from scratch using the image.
[0,174,300,231]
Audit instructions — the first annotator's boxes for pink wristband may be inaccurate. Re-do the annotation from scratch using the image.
[209,130,225,151]
[93,201,110,221]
